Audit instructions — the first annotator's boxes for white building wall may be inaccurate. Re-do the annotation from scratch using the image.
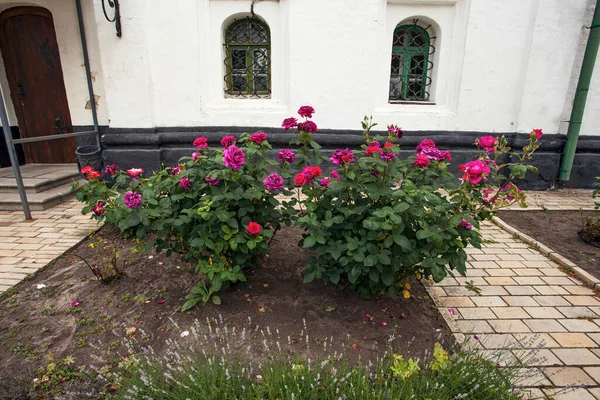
[0,0,108,127]
[0,0,598,135]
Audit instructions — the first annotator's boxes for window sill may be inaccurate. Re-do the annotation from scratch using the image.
[389,100,436,105]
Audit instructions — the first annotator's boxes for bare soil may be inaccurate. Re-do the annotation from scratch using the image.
[0,226,452,399]
[498,210,600,276]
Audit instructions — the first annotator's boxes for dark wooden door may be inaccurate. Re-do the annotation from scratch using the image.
[0,7,76,164]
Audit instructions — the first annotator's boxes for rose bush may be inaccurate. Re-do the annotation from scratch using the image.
[75,132,296,308]
[294,118,538,297]
[76,105,542,305]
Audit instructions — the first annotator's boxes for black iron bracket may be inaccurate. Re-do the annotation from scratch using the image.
[102,0,122,37]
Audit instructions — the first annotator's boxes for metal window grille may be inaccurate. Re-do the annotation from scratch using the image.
[224,17,271,98]
[389,20,436,102]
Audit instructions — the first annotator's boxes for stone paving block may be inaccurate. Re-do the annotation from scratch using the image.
[559,319,600,333]
[586,333,600,346]
[565,286,597,295]
[584,367,600,385]
[0,257,24,265]
[503,296,540,307]
[523,306,564,319]
[491,307,530,319]
[552,349,600,365]
[533,296,571,307]
[543,367,597,387]
[455,277,488,286]
[470,254,499,261]
[524,319,568,333]
[513,268,545,276]
[465,269,489,277]
[456,320,494,333]
[489,319,532,333]
[565,296,600,306]
[550,333,598,348]
[439,296,475,307]
[542,268,574,277]
[486,268,516,276]
[437,277,459,286]
[586,387,600,400]
[514,333,560,348]
[514,367,552,387]
[458,307,497,320]
[496,260,527,269]
[543,387,596,400]
[469,261,500,269]
[477,286,510,296]
[514,277,547,285]
[477,349,520,366]
[497,254,526,261]
[515,348,563,366]
[541,277,580,286]
[477,333,520,349]
[519,388,546,399]
[442,286,475,296]
[471,296,507,307]
[505,286,539,296]
[557,307,599,319]
[525,261,558,269]
[535,285,570,295]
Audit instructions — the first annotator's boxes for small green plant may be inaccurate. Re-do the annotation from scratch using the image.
[72,232,122,284]
[33,354,83,396]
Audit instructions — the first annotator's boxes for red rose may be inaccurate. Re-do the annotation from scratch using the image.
[298,105,315,118]
[414,154,430,168]
[532,129,543,140]
[249,131,267,144]
[193,136,208,149]
[365,145,382,156]
[383,142,394,149]
[246,222,262,237]
[87,170,101,179]
[294,173,308,186]
[80,166,93,175]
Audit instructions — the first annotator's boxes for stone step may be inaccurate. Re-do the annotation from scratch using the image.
[0,164,81,193]
[0,180,84,211]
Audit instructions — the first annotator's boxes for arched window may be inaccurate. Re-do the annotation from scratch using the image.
[224,17,271,98]
[389,20,435,102]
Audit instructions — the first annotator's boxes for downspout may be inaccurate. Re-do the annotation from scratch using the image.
[559,0,600,182]
[75,0,100,148]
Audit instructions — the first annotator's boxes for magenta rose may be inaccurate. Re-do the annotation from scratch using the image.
[223,145,245,170]
[220,135,236,148]
[170,166,181,175]
[330,170,340,179]
[381,150,397,162]
[459,160,491,185]
[277,149,295,164]
[92,201,104,216]
[192,152,201,161]
[476,136,498,152]
[179,177,191,191]
[388,124,403,138]
[532,129,543,140]
[298,105,315,118]
[318,177,330,188]
[420,146,450,162]
[414,154,430,168]
[297,121,318,134]
[416,139,436,153]
[282,117,298,131]
[104,164,118,176]
[458,219,473,230]
[330,148,355,165]
[124,191,142,209]
[205,176,220,186]
[249,131,268,144]
[263,173,285,191]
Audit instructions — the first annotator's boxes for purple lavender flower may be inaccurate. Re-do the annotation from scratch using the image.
[263,173,285,191]
[123,191,142,209]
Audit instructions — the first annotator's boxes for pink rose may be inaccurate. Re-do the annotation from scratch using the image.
[191,152,201,161]
[277,149,295,164]
[459,160,491,185]
[282,117,298,131]
[416,139,436,153]
[532,129,543,140]
[220,135,236,148]
[126,168,144,177]
[318,177,330,188]
[330,149,354,165]
[179,177,191,191]
[476,136,498,153]
[263,173,285,191]
[297,121,318,134]
[330,170,340,179]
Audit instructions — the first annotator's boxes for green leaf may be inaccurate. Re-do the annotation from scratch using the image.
[216,210,230,222]
[247,240,257,250]
[304,271,315,283]
[381,272,393,286]
[393,235,411,250]
[303,236,317,248]
[417,230,434,240]
[364,255,377,267]
[329,271,340,285]
[211,296,222,305]
[369,270,379,283]
[181,297,201,311]
[511,164,527,179]
[394,203,410,213]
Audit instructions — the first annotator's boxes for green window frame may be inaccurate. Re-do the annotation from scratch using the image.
[389,22,434,102]
[224,17,271,98]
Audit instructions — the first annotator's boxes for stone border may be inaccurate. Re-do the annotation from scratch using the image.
[492,216,600,290]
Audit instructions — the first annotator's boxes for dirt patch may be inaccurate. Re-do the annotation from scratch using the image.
[498,210,600,276]
[0,225,452,398]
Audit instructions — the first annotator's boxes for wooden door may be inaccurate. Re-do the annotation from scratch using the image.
[0,7,76,164]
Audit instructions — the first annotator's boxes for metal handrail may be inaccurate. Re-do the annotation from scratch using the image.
[11,130,97,144]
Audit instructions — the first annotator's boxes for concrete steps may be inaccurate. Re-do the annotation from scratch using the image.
[0,164,84,211]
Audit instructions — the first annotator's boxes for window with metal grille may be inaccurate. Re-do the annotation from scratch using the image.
[224,17,271,98]
[389,20,436,102]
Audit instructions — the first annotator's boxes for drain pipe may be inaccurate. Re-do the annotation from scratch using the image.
[75,0,101,148]
[559,0,600,182]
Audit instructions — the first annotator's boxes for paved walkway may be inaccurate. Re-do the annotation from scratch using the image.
[427,189,600,399]
[0,200,98,292]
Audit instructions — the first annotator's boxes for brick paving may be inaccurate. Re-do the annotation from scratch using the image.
[0,200,98,292]
[427,188,600,398]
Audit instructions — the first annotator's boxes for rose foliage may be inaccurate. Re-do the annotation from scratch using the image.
[76,106,541,307]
